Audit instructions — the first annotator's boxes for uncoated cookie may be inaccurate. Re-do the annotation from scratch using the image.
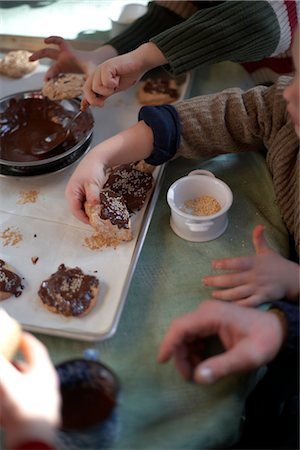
[137,78,179,105]
[42,73,86,100]
[0,50,38,78]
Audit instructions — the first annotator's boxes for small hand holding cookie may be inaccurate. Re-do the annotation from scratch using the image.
[65,150,108,224]
[158,299,286,384]
[203,224,300,306]
[65,121,154,223]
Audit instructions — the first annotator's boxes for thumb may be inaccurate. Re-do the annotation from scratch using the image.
[252,224,270,255]
[193,342,258,384]
[45,65,60,81]
[85,183,100,205]
[102,69,120,89]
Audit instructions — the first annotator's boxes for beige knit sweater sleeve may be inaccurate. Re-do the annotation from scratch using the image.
[176,77,290,159]
[175,76,299,254]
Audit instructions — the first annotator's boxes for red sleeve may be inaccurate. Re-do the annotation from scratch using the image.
[16,441,55,450]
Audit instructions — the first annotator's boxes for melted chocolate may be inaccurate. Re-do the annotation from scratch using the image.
[104,165,153,212]
[38,264,99,317]
[0,96,93,162]
[0,259,23,297]
[143,78,178,99]
[99,189,130,229]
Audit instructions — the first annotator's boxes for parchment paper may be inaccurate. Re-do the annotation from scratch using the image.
[0,59,190,340]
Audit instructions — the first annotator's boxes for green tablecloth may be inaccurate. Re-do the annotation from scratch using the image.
[36,151,289,450]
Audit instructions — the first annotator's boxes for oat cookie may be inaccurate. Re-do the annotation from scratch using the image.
[137,78,179,105]
[42,73,86,100]
[0,259,23,300]
[38,264,100,317]
[132,160,155,174]
[0,50,38,78]
[85,189,133,248]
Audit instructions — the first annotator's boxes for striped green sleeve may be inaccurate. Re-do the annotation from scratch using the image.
[105,2,184,55]
[150,1,281,76]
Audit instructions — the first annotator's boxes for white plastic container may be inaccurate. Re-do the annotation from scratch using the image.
[167,170,233,242]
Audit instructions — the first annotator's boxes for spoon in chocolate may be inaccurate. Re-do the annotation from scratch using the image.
[31,109,84,156]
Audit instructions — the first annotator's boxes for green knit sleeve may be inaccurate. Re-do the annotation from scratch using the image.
[105,2,184,55]
[150,1,281,76]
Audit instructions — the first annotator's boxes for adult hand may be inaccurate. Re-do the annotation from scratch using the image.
[158,299,286,384]
[0,333,61,447]
[83,42,167,107]
[203,224,300,306]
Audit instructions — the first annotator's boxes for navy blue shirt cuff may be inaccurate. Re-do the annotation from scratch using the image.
[270,300,299,356]
[138,104,181,165]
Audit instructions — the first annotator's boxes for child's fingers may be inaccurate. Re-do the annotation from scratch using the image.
[203,270,251,287]
[252,224,269,254]
[211,285,253,301]
[211,256,254,271]
[85,182,101,205]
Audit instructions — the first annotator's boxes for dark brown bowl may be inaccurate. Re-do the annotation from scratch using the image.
[0,90,94,176]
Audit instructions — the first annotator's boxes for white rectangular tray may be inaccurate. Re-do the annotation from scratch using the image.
[0,42,191,341]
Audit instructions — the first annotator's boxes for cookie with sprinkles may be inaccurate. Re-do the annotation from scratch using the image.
[85,189,132,248]
[104,164,153,212]
[0,260,23,300]
[38,264,99,317]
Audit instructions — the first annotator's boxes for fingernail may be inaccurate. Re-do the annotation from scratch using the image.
[197,366,215,384]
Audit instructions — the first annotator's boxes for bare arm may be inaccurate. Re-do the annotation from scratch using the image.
[65,121,154,223]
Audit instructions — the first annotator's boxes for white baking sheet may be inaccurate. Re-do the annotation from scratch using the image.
[0,54,190,340]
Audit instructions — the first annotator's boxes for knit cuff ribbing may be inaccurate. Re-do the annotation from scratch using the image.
[269,300,299,356]
[105,2,184,55]
[138,104,181,165]
[150,1,280,76]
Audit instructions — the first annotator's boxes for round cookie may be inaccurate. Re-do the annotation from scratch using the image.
[0,50,38,78]
[0,259,23,300]
[0,308,21,360]
[38,264,100,317]
[42,73,86,100]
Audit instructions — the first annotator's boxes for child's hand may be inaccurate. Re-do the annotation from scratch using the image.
[29,36,117,81]
[29,36,87,81]
[65,149,107,224]
[83,52,145,107]
[203,224,300,306]
[82,42,167,107]
[158,299,286,384]
[65,122,154,224]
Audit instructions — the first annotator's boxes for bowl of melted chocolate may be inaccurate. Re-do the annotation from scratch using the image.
[0,90,94,176]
